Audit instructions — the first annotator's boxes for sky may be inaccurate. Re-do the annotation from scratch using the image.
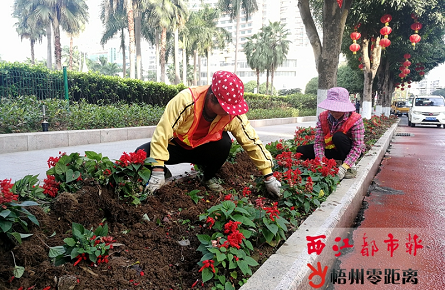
[0,0,103,63]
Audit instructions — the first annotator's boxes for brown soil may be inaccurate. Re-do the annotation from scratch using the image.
[0,152,283,290]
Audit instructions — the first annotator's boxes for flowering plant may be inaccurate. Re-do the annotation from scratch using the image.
[49,222,114,266]
[0,178,39,244]
[197,192,289,288]
[110,149,155,205]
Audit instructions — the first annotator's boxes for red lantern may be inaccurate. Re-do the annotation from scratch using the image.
[403,60,412,67]
[410,34,421,48]
[399,66,406,71]
[380,14,392,24]
[350,32,361,41]
[379,38,391,49]
[358,63,364,70]
[401,88,405,91]
[380,26,392,36]
[349,43,360,54]
[411,23,422,32]
[415,66,422,71]
[399,72,406,79]
[402,68,410,75]
[419,71,425,76]
[404,53,411,59]
[408,85,411,88]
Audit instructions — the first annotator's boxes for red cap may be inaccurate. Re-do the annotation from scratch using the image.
[211,71,248,115]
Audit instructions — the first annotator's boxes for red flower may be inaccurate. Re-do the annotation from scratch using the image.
[227,230,245,249]
[224,221,241,234]
[115,150,147,167]
[199,260,215,273]
[263,202,280,222]
[0,179,17,205]
[47,156,60,168]
[224,194,233,200]
[242,187,251,197]
[276,143,284,150]
[42,175,60,198]
[255,197,266,208]
[206,217,215,229]
[103,169,112,176]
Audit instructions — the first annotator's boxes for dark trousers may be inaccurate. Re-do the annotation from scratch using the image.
[296,132,352,161]
[136,131,232,180]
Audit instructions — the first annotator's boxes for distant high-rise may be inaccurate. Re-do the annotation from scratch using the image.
[188,0,317,91]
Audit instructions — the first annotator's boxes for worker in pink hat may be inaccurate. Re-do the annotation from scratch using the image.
[296,87,365,180]
[136,71,281,196]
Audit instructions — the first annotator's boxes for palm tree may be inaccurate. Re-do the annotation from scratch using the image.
[100,1,128,77]
[28,0,89,70]
[146,0,188,84]
[102,0,137,78]
[243,33,267,93]
[185,5,230,85]
[13,0,47,66]
[262,21,290,95]
[218,0,258,74]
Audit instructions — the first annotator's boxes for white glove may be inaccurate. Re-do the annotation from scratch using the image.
[145,171,165,195]
[337,166,347,181]
[265,177,282,197]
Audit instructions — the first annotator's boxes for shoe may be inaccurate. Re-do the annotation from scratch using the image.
[203,177,224,192]
[344,166,357,179]
[164,166,172,179]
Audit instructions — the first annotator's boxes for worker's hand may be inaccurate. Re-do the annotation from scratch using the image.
[145,170,165,195]
[337,165,347,181]
[265,176,282,197]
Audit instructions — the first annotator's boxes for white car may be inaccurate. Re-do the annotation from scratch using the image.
[408,95,445,128]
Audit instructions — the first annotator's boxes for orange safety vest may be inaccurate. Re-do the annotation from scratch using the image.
[174,86,233,148]
[319,111,361,149]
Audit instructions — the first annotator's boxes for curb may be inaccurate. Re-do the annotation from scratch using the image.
[240,120,400,290]
[0,116,317,154]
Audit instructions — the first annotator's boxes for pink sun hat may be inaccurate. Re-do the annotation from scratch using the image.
[211,71,249,116]
[318,87,356,112]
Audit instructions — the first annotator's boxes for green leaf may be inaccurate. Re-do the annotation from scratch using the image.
[201,267,214,283]
[14,266,25,278]
[244,256,259,266]
[9,232,22,244]
[261,228,274,243]
[19,233,33,239]
[66,169,80,183]
[244,239,254,251]
[94,224,108,237]
[237,260,251,275]
[225,282,236,290]
[49,246,66,258]
[26,213,39,226]
[216,251,226,262]
[218,274,226,285]
[64,237,76,247]
[197,234,211,244]
[230,271,238,279]
[138,168,151,183]
[304,201,310,213]
[0,209,11,218]
[85,151,101,161]
[16,201,39,207]
[263,217,279,235]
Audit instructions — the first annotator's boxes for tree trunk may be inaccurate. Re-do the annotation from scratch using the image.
[174,29,181,84]
[121,28,126,78]
[298,0,352,115]
[46,23,52,69]
[30,40,35,65]
[52,19,62,70]
[126,0,136,79]
[155,32,160,82]
[135,11,142,80]
[270,65,275,95]
[234,6,241,74]
[182,36,187,85]
[193,50,197,86]
[266,69,270,95]
[69,36,74,70]
[361,36,382,119]
[382,59,391,116]
[198,55,202,85]
[160,28,167,83]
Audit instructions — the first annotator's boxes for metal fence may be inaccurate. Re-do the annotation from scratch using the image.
[0,68,66,100]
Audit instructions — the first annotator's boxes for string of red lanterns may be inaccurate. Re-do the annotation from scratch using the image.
[349,24,361,55]
[410,14,422,49]
[379,14,392,49]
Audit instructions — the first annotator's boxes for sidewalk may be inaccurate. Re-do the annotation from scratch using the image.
[0,118,316,182]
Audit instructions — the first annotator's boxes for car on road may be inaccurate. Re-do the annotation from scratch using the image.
[390,100,411,116]
[408,95,445,128]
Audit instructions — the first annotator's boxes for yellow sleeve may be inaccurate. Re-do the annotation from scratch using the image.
[150,89,194,166]
[226,115,274,175]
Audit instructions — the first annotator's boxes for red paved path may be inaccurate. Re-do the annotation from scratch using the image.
[333,118,445,289]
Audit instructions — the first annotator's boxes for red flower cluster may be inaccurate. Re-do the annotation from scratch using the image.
[47,152,66,168]
[206,217,215,229]
[103,169,112,176]
[224,194,233,201]
[219,220,245,249]
[305,176,314,192]
[224,221,241,234]
[0,179,18,205]
[43,175,60,198]
[199,259,215,273]
[255,197,266,208]
[242,187,251,197]
[115,150,147,167]
[263,202,280,222]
